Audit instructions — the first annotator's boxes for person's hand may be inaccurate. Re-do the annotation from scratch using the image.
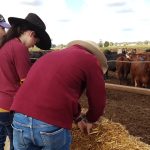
[77,120,93,135]
[77,120,86,133]
[86,122,93,134]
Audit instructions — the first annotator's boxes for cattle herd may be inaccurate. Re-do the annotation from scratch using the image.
[104,49,150,88]
[29,50,49,63]
[29,48,150,89]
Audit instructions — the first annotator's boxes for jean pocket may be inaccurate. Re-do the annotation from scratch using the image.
[40,128,69,149]
[11,124,26,148]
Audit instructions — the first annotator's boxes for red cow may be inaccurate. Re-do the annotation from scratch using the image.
[130,53,150,88]
[116,56,131,85]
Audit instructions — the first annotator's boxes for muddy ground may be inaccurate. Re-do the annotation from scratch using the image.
[71,71,150,149]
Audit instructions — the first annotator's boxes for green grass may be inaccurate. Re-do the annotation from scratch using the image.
[101,44,150,52]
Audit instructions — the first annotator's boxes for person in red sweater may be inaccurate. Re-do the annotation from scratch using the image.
[0,13,51,150]
[11,40,108,150]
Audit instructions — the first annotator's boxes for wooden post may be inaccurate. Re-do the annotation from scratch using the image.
[105,83,150,96]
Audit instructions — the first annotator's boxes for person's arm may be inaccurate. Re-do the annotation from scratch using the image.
[13,42,31,84]
[76,114,93,135]
[85,60,106,123]
[77,58,106,135]
[76,57,106,134]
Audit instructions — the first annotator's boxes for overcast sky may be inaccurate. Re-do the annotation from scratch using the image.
[1,0,150,45]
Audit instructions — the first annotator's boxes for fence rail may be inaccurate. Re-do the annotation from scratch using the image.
[107,60,150,63]
[105,83,150,96]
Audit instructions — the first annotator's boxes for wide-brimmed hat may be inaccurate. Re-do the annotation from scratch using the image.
[0,14,11,29]
[8,13,51,50]
[67,40,108,74]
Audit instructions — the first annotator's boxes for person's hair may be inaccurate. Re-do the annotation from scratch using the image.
[0,23,35,48]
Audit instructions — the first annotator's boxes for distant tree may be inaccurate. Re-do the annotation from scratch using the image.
[114,43,118,46]
[57,44,65,48]
[136,41,143,45]
[109,42,114,46]
[144,40,149,45]
[98,40,103,47]
[51,44,56,48]
[104,41,109,47]
[123,42,128,46]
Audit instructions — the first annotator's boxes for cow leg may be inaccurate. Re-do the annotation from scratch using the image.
[134,79,137,87]
[120,72,124,85]
[105,70,109,80]
[136,80,142,88]
[124,73,129,85]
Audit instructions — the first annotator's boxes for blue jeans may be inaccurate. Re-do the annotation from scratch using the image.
[0,112,14,150]
[12,113,72,150]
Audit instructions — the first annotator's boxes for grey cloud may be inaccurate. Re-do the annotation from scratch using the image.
[122,28,133,31]
[140,18,150,22]
[116,8,134,13]
[107,2,126,7]
[20,0,42,6]
[57,19,71,23]
[107,1,134,14]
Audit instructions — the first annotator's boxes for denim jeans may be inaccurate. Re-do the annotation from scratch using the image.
[0,112,14,150]
[12,113,72,150]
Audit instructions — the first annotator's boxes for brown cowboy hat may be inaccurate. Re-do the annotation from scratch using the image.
[8,13,51,50]
[67,40,108,74]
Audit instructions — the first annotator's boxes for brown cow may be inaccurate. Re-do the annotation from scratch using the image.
[130,53,150,88]
[116,56,131,85]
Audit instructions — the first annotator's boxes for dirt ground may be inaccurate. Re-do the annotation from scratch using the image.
[71,71,150,149]
[104,72,150,145]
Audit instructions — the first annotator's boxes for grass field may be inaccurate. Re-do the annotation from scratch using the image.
[101,44,150,52]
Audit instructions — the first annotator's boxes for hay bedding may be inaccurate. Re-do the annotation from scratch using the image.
[71,117,150,150]
[4,117,150,150]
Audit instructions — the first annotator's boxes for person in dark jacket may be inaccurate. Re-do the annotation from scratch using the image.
[11,40,108,150]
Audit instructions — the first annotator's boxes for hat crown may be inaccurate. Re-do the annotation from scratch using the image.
[25,13,46,30]
[67,40,108,74]
[8,13,51,50]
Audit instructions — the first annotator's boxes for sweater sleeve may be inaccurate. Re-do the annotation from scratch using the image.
[85,59,106,123]
[12,42,31,80]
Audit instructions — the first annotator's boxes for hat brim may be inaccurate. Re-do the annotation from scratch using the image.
[0,22,11,29]
[67,40,108,74]
[8,17,51,50]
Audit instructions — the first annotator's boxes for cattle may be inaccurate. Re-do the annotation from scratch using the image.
[104,49,126,79]
[117,48,127,55]
[116,56,131,85]
[104,50,117,79]
[29,50,51,63]
[130,53,150,88]
[145,49,150,52]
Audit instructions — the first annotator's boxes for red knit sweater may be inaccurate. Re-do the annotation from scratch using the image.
[0,38,31,110]
[11,45,106,129]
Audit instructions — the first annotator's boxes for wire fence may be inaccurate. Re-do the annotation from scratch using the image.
[107,60,150,63]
